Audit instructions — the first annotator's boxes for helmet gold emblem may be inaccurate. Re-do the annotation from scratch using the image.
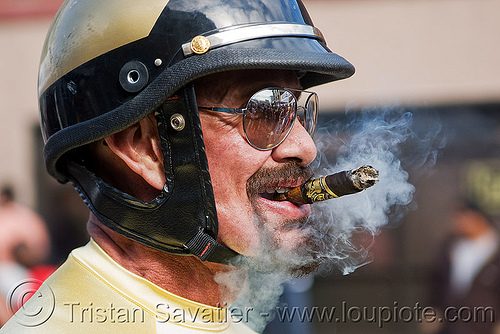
[190,36,211,55]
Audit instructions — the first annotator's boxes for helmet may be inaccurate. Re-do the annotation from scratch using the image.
[38,0,355,264]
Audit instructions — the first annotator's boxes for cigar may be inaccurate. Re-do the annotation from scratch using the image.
[274,165,379,204]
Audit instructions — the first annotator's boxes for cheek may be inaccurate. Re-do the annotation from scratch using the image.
[200,117,269,253]
[203,128,258,206]
[202,121,248,189]
[200,114,260,195]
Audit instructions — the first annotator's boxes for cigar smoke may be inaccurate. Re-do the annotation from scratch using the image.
[216,107,444,332]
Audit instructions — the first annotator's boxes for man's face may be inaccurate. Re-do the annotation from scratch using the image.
[196,70,319,272]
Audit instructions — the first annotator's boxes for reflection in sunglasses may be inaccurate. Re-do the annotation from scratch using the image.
[198,87,318,150]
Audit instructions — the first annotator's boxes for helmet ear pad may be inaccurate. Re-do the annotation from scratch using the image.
[65,84,240,263]
[154,83,220,242]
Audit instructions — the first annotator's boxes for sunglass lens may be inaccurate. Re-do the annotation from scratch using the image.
[296,93,317,135]
[306,93,318,134]
[243,89,296,149]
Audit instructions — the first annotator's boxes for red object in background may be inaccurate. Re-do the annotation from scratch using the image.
[0,0,63,19]
[29,265,57,283]
[8,266,57,314]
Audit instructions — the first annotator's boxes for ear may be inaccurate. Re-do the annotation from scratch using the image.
[104,114,166,190]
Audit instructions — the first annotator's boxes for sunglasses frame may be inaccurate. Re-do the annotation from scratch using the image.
[198,87,318,150]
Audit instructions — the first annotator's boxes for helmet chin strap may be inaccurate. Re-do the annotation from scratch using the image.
[65,84,241,265]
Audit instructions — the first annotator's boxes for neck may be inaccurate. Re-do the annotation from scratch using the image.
[87,214,243,306]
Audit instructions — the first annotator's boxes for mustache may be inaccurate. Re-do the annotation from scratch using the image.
[246,161,314,198]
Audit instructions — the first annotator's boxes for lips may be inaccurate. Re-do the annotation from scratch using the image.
[256,178,305,201]
[246,162,314,218]
[255,181,311,219]
[260,186,294,201]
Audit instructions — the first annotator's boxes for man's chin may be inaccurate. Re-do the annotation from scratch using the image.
[286,259,322,277]
[248,198,323,276]
[248,229,323,276]
[247,251,322,277]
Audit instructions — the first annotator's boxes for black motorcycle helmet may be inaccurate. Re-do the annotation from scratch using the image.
[39,0,355,264]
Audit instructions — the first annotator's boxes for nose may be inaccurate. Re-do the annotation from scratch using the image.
[271,119,317,166]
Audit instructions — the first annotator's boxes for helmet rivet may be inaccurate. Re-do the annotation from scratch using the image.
[154,58,163,67]
[119,61,149,93]
[127,70,141,84]
[190,36,211,55]
[170,113,186,131]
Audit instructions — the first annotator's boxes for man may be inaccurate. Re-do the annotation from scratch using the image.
[2,0,354,332]
[429,201,500,334]
[0,186,50,327]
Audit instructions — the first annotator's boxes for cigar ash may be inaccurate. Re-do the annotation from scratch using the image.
[350,165,380,190]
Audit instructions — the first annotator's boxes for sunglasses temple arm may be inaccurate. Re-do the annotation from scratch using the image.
[197,107,247,115]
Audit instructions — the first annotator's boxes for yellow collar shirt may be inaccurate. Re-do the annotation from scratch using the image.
[1,240,257,334]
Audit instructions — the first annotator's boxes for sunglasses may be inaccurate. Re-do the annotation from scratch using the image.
[198,87,318,150]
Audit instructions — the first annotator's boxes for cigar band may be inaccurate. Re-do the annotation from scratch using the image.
[306,177,339,202]
[320,177,339,198]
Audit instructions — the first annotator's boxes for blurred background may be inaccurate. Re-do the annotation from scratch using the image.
[1,0,500,333]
